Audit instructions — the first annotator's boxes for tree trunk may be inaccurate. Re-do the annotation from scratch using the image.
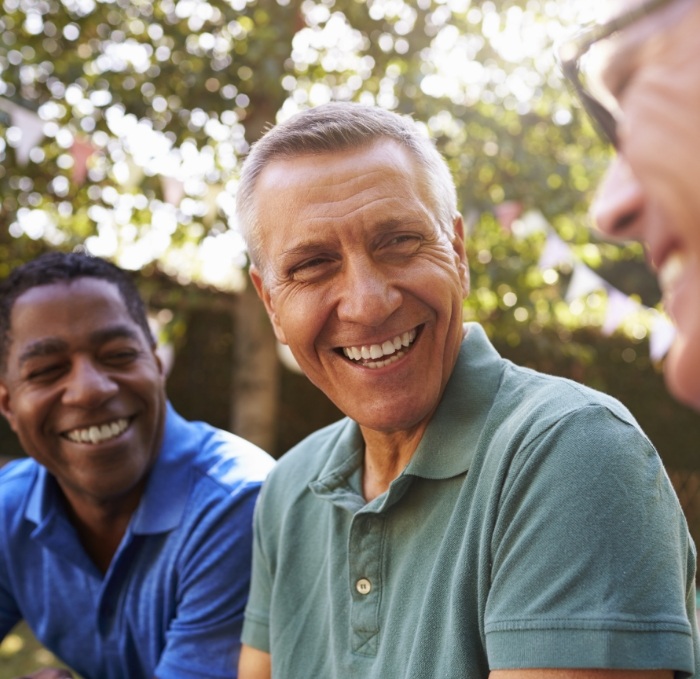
[231,280,279,456]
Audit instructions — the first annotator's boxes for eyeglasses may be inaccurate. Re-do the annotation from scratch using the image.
[557,0,678,148]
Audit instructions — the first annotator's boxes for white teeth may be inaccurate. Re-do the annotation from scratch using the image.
[65,418,129,445]
[382,340,396,356]
[658,251,686,296]
[89,426,100,444]
[342,328,418,366]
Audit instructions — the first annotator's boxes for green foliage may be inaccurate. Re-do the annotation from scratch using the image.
[0,622,81,678]
[0,0,608,252]
[1,0,694,460]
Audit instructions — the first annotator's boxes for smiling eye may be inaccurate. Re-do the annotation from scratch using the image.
[289,255,337,282]
[103,348,140,365]
[389,235,418,245]
[293,257,329,272]
[384,233,422,253]
[27,363,65,382]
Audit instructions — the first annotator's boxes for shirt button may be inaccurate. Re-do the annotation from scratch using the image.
[356,578,372,595]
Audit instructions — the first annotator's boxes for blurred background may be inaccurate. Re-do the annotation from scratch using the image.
[1,0,700,674]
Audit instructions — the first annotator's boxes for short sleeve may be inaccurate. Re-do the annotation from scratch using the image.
[485,405,696,672]
[154,483,262,679]
[240,479,274,653]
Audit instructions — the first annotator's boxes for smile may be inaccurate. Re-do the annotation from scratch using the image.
[64,418,130,445]
[657,250,687,296]
[341,328,418,369]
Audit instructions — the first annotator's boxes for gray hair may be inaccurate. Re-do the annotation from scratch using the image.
[235,102,458,271]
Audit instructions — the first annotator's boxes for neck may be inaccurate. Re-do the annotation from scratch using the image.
[360,425,426,501]
[61,485,143,574]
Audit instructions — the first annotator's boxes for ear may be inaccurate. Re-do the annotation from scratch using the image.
[249,265,288,345]
[451,214,470,297]
[0,380,18,433]
[152,345,167,379]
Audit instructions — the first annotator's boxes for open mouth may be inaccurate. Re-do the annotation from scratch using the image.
[63,418,131,445]
[338,326,420,369]
[657,250,687,297]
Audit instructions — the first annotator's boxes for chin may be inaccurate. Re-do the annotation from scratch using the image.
[665,339,700,413]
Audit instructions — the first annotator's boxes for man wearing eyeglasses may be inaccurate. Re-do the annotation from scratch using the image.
[560,0,700,414]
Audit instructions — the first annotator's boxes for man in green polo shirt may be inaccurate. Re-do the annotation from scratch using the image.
[234,101,699,678]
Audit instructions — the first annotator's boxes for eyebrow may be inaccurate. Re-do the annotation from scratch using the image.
[597,0,692,89]
[17,325,143,366]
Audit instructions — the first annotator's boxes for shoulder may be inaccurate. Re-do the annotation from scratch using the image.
[0,458,37,504]
[470,362,663,498]
[496,360,646,444]
[164,409,276,496]
[0,459,38,541]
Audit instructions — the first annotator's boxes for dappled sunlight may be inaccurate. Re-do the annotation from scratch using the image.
[0,623,79,677]
[0,0,664,356]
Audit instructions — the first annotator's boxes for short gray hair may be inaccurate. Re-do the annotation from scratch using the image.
[235,102,458,270]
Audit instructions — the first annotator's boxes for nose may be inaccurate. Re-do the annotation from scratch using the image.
[591,154,645,240]
[335,257,403,327]
[62,357,119,408]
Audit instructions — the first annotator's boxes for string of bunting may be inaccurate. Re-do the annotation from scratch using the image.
[1,96,677,363]
[537,220,675,362]
[496,201,675,362]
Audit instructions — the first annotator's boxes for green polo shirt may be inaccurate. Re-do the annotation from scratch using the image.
[243,323,699,677]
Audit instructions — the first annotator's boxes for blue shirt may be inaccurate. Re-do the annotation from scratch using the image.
[243,324,699,677]
[0,403,275,679]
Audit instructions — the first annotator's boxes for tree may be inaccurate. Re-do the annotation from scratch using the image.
[0,0,681,457]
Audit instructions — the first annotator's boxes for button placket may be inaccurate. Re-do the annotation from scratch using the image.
[348,512,384,655]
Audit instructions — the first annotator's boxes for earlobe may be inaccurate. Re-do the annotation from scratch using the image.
[249,265,288,345]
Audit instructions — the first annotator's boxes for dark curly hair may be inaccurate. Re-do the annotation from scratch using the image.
[0,251,154,373]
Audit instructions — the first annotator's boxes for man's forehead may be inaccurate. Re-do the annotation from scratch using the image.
[599,0,654,20]
[259,139,411,182]
[10,278,131,331]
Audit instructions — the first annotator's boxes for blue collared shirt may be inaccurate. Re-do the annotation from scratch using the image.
[0,403,275,679]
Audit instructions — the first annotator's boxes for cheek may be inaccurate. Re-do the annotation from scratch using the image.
[271,290,323,348]
[665,328,700,411]
[624,84,700,238]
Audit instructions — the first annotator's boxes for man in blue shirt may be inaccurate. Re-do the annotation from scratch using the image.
[0,251,275,678]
